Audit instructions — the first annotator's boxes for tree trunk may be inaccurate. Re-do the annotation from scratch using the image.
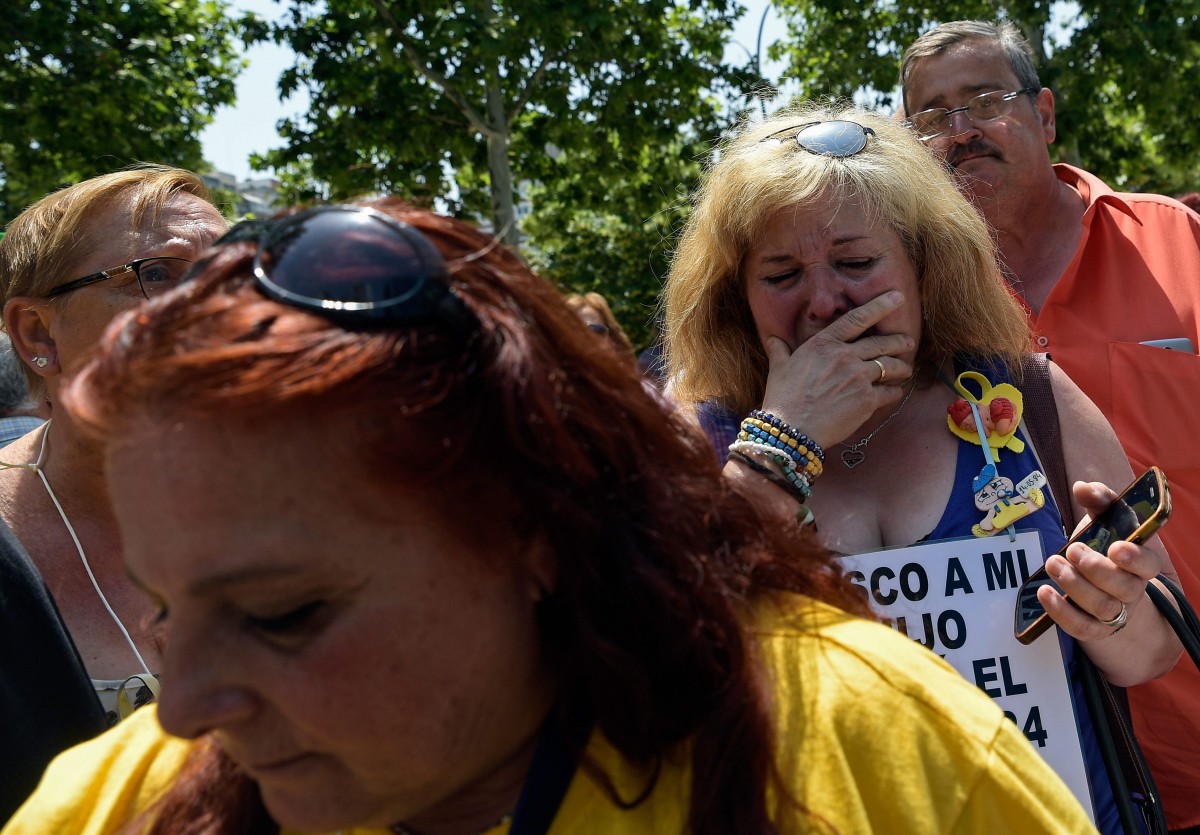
[485,83,520,247]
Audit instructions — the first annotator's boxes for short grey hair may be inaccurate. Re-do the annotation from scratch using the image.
[0,334,32,415]
[901,20,1042,113]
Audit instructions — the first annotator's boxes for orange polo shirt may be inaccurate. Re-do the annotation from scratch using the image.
[1032,164,1200,828]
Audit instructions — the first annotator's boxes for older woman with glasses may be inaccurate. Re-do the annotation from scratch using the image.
[0,166,226,816]
[663,103,1183,834]
[6,199,1093,833]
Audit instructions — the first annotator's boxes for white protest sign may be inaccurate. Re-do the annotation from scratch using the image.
[838,531,1093,821]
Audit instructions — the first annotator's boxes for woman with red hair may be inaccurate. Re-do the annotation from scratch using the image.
[6,200,1092,834]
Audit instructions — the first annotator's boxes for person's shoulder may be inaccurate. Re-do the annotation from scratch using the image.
[3,706,196,835]
[751,594,1096,834]
[1113,189,1200,227]
[755,594,942,673]
[1057,163,1200,228]
[753,595,998,737]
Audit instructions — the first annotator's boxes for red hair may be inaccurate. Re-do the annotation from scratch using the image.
[70,198,868,834]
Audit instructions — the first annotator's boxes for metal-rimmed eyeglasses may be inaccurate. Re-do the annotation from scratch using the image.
[907,87,1039,142]
[761,120,877,157]
[217,205,474,332]
[46,257,193,299]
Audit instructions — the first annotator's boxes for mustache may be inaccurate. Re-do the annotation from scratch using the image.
[947,139,1001,168]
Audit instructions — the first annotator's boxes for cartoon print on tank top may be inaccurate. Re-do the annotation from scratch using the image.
[944,370,1048,537]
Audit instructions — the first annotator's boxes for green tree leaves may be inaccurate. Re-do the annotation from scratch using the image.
[1047,1,1200,192]
[259,1,1199,343]
[8,1,1195,341]
[769,0,1200,193]
[0,0,248,222]
[258,0,749,344]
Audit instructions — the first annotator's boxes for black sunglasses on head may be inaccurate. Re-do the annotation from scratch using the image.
[216,205,475,333]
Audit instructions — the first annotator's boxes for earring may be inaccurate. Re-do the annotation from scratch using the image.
[32,356,48,369]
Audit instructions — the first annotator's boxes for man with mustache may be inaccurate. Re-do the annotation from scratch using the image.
[901,20,1200,834]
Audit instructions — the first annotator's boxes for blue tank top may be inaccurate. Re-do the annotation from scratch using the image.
[931,399,1118,832]
[701,359,1121,831]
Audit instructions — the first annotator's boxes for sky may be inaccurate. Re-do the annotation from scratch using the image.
[199,0,308,181]
[198,0,790,182]
[198,3,1083,182]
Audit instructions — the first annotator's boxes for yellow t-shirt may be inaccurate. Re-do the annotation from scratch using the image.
[5,596,1096,834]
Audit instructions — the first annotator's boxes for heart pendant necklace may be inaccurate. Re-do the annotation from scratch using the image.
[839,373,918,469]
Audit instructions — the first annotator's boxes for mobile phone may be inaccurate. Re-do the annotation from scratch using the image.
[1013,466,1171,645]
[1139,337,1195,353]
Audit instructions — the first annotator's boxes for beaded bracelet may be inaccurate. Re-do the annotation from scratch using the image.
[729,451,818,529]
[728,440,812,498]
[741,419,824,478]
[748,410,827,464]
[766,451,813,499]
[738,423,803,467]
[728,451,809,504]
[739,415,825,479]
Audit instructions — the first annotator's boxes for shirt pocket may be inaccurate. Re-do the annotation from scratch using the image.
[1108,341,1200,473]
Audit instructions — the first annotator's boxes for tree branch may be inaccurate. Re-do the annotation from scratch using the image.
[370,0,493,136]
[507,47,558,129]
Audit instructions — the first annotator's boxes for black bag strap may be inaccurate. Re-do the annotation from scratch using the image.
[1017,352,1168,835]
[507,705,592,835]
[1147,576,1200,672]
[1076,649,1165,834]
[1018,352,1077,531]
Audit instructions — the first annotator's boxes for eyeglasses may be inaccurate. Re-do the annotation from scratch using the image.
[761,120,877,157]
[218,205,474,331]
[46,257,193,299]
[907,87,1039,142]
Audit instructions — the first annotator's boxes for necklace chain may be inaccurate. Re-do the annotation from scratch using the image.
[839,372,919,469]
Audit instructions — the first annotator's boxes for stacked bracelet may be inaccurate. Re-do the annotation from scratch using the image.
[748,410,826,463]
[739,418,824,478]
[740,412,825,478]
[728,440,812,498]
[729,451,809,504]
[728,449,818,530]
[729,410,829,511]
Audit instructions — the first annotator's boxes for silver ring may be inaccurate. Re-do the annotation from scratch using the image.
[873,359,886,384]
[1099,602,1129,633]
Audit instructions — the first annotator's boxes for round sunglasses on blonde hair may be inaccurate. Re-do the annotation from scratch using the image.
[760,120,877,157]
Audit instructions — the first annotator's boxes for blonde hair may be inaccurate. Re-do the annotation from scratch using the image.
[565,291,637,360]
[0,164,213,302]
[663,102,1031,415]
